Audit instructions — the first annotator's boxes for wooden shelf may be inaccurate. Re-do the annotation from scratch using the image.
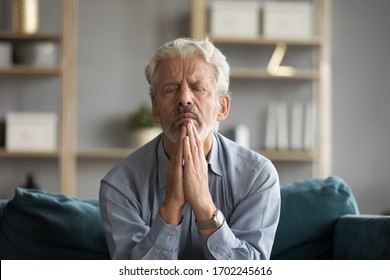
[0,32,62,76]
[258,149,319,162]
[208,35,322,47]
[0,31,61,41]
[77,148,136,159]
[0,146,318,161]
[77,148,318,162]
[76,148,319,163]
[0,65,61,75]
[0,148,59,159]
[231,68,319,80]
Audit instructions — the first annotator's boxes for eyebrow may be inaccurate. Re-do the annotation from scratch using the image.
[161,82,179,89]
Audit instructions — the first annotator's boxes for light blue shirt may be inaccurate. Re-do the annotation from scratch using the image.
[99,133,280,260]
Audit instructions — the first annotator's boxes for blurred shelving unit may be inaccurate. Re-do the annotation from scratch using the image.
[0,0,77,196]
[191,0,332,178]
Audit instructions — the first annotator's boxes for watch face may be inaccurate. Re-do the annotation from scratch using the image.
[214,210,225,226]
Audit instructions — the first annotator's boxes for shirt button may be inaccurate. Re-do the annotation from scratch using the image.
[211,244,219,251]
[169,235,176,241]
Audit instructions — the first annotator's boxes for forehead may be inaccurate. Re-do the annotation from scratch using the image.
[154,55,216,83]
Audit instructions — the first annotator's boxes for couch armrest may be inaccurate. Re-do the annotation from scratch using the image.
[333,214,390,259]
[0,200,8,223]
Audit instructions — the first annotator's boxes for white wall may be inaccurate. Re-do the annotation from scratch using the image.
[332,0,390,214]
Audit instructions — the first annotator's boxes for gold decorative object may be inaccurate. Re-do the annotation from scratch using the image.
[267,43,296,77]
[12,0,39,34]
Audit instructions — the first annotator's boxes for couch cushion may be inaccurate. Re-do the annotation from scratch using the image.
[334,214,390,259]
[0,188,110,260]
[270,176,359,259]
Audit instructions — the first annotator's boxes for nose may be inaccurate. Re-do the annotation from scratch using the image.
[177,83,193,107]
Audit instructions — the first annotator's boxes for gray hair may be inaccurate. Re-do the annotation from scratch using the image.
[145,37,230,99]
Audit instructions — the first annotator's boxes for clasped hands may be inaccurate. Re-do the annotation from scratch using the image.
[160,120,216,230]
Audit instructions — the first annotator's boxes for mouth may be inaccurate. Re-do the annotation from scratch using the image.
[174,113,197,125]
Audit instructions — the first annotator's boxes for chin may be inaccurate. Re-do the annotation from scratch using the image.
[163,121,218,144]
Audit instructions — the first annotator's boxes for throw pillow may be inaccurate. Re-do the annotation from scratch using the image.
[271,176,359,259]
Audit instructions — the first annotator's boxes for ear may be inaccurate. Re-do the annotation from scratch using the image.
[152,99,160,124]
[217,95,230,121]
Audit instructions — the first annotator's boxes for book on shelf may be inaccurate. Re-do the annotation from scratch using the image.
[276,102,289,150]
[304,102,317,150]
[291,101,303,150]
[265,102,277,150]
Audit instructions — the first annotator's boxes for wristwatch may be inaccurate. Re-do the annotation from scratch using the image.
[195,209,225,231]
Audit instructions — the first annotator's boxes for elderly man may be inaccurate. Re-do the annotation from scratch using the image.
[99,37,280,260]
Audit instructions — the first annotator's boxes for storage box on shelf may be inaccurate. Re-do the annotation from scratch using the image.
[209,1,260,38]
[191,0,331,178]
[263,2,313,39]
[5,112,58,152]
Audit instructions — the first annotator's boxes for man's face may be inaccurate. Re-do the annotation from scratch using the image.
[152,55,228,144]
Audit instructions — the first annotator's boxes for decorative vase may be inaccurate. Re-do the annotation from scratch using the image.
[12,0,39,34]
[131,127,162,147]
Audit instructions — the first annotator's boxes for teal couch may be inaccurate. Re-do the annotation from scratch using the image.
[0,176,389,260]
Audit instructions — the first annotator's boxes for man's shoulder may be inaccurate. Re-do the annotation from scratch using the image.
[215,133,279,196]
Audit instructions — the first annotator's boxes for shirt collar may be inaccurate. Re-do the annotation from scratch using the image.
[207,133,223,177]
[157,133,223,189]
[157,139,169,189]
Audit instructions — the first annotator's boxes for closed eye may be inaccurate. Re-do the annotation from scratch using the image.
[190,82,206,93]
[162,84,179,93]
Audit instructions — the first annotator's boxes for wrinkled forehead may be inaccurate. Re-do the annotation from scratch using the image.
[153,55,217,85]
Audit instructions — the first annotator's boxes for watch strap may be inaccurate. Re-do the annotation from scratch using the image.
[195,209,224,231]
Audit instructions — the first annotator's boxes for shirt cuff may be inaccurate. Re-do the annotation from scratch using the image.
[201,222,237,259]
[147,214,182,258]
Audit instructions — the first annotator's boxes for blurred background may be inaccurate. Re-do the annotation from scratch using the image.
[0,0,389,215]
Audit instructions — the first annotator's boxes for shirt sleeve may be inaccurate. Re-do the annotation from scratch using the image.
[200,160,281,260]
[99,181,182,260]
